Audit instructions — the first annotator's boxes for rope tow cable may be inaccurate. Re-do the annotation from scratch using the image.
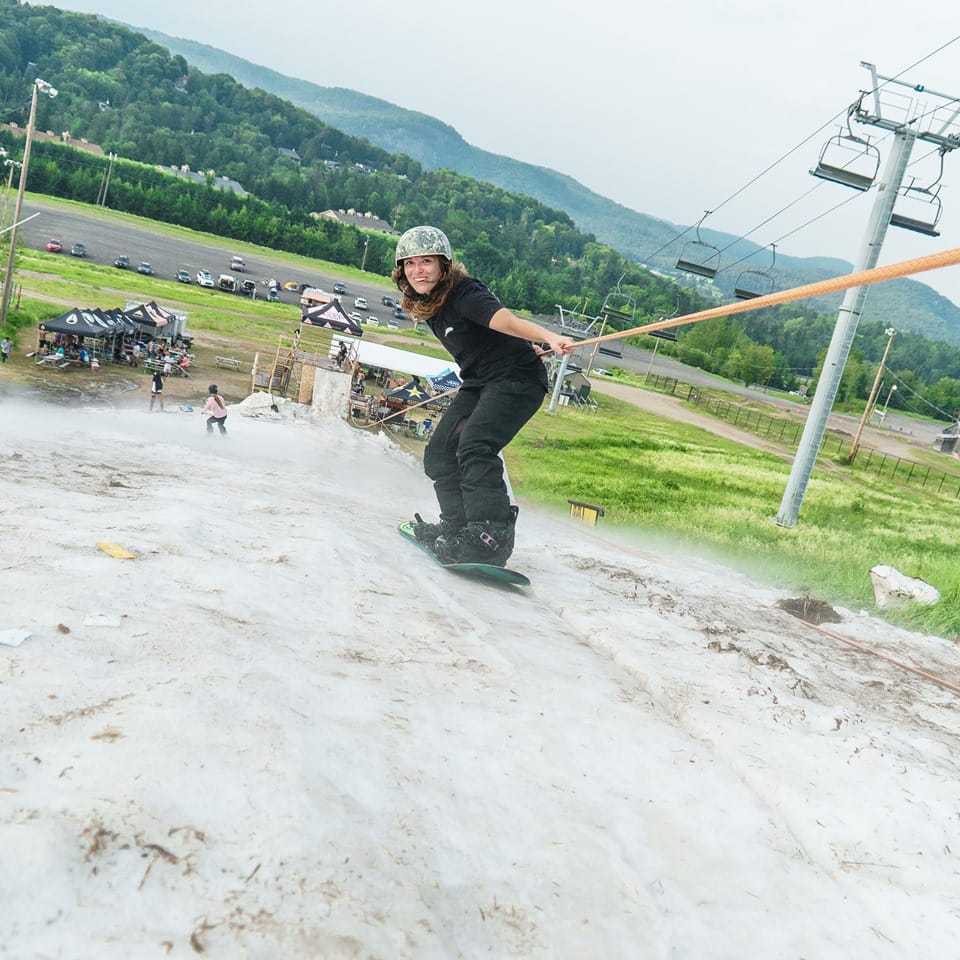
[571,246,960,350]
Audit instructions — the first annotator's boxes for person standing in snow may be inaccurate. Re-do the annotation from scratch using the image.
[202,384,228,436]
[392,225,575,567]
[149,369,164,411]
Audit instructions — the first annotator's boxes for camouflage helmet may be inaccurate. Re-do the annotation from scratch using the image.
[395,225,452,264]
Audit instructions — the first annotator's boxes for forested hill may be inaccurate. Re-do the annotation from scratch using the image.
[135,28,960,345]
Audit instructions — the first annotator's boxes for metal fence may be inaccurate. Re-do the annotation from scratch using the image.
[642,374,960,499]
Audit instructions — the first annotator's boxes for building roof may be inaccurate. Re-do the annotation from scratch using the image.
[316,209,396,234]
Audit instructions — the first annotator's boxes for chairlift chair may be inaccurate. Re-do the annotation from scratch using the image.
[594,284,635,361]
[734,243,777,300]
[675,215,720,278]
[889,174,944,237]
[810,130,880,192]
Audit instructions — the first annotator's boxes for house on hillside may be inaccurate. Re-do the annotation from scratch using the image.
[277,147,301,166]
[2,123,104,156]
[159,164,249,196]
[315,209,396,234]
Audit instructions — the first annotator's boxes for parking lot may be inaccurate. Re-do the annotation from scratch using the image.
[19,196,415,328]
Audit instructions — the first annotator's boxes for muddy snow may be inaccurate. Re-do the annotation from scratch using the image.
[1,395,957,958]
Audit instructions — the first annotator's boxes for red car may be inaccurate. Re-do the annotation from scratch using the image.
[46,238,62,253]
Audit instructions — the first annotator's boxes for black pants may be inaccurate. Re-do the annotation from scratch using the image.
[207,415,227,434]
[423,379,545,524]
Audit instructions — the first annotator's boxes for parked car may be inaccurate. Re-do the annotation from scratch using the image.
[349,312,365,324]
[381,294,394,307]
[229,255,245,272]
[196,269,215,287]
[240,279,257,297]
[365,316,380,327]
[387,318,400,330]
[354,296,368,310]
[332,282,347,295]
[114,254,130,269]
[70,242,86,257]
[175,268,191,284]
[137,261,153,275]
[45,238,62,253]
[393,305,406,319]
[593,368,611,377]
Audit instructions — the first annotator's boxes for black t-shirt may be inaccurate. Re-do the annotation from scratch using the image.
[425,278,548,389]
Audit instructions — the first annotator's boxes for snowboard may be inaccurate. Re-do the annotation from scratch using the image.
[398,521,530,587]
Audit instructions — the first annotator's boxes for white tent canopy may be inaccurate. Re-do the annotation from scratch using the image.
[339,337,460,379]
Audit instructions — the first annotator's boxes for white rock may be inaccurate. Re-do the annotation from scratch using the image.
[869,564,941,608]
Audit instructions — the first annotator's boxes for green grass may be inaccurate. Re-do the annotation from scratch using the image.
[508,395,960,638]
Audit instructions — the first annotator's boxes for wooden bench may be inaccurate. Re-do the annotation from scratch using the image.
[216,356,242,370]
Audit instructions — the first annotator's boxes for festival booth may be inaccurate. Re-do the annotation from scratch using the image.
[37,307,137,368]
[124,301,189,343]
[340,341,462,427]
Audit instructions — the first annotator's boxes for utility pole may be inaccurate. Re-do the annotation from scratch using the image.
[102,152,115,207]
[846,326,895,462]
[97,152,116,207]
[0,157,19,231]
[0,78,57,329]
[776,63,960,527]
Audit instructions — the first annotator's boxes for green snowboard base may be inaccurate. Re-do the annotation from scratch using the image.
[398,521,530,587]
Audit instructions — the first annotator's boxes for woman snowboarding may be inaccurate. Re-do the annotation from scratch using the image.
[392,226,574,566]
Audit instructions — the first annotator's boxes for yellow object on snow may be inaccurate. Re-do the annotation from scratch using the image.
[96,541,135,560]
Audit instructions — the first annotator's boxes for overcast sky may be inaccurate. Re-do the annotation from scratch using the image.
[35,0,960,306]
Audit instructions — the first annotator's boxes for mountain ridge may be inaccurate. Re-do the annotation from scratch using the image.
[125,27,960,344]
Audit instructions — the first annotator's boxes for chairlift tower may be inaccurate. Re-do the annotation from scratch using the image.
[776,62,960,527]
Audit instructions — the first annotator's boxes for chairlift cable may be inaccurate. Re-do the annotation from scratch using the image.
[767,190,863,247]
[660,38,959,276]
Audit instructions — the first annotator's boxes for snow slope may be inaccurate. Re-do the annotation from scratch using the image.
[1,398,957,958]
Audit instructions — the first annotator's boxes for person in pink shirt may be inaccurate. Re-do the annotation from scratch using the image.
[202,384,228,435]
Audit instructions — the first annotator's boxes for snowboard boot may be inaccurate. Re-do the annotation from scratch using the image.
[436,506,518,567]
[411,512,464,547]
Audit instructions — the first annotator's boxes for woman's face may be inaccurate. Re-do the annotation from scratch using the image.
[402,255,443,295]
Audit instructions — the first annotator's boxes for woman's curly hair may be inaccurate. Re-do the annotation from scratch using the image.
[391,257,468,323]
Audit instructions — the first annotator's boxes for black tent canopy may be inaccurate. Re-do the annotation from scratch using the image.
[301,300,363,337]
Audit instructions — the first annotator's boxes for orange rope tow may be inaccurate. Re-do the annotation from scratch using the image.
[574,247,960,348]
